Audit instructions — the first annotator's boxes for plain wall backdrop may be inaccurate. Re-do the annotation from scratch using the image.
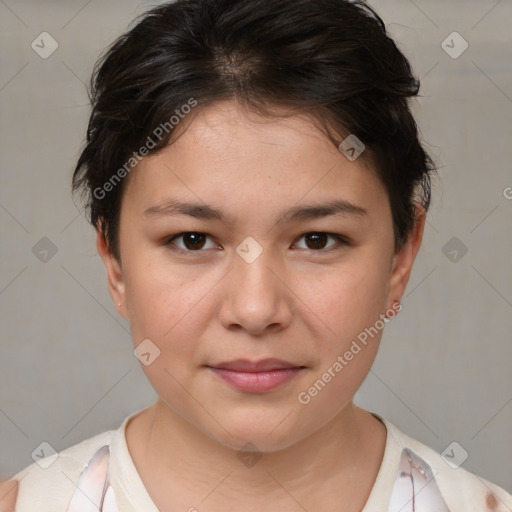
[1,0,511,493]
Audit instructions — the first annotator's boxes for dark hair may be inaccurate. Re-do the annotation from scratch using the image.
[72,0,436,262]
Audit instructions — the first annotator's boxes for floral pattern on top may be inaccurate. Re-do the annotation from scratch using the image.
[388,448,450,512]
[66,445,119,512]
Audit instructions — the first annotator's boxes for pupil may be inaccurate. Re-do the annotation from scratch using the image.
[184,233,205,250]
[307,233,326,250]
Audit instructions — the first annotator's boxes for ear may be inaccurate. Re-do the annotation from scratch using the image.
[96,228,127,318]
[387,204,426,309]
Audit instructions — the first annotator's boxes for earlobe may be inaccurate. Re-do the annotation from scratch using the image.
[387,204,426,309]
[96,229,127,317]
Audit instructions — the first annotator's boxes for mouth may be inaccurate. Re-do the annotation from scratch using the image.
[205,358,307,393]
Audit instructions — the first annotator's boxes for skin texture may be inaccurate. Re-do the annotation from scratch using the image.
[0,480,17,512]
[95,99,425,511]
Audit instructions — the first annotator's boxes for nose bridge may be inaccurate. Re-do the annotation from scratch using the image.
[234,238,282,304]
[219,237,291,333]
[239,250,276,293]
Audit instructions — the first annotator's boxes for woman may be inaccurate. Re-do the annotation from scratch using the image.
[5,0,511,510]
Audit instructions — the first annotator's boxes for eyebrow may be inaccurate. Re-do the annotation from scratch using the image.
[144,198,368,225]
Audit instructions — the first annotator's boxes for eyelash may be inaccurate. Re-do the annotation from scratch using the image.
[164,232,351,254]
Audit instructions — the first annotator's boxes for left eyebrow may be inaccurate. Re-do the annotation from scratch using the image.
[277,199,368,226]
[143,198,368,225]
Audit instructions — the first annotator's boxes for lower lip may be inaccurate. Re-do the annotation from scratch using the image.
[208,367,303,392]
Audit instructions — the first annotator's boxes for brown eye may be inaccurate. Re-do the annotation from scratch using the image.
[305,233,328,250]
[182,233,206,250]
[167,232,216,251]
[295,232,347,251]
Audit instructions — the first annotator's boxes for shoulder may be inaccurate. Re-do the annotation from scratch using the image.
[12,429,116,512]
[382,416,512,512]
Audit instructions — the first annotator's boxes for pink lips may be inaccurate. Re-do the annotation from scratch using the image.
[207,358,305,392]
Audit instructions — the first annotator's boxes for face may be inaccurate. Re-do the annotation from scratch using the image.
[98,100,424,452]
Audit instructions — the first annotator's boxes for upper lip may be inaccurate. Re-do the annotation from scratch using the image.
[207,358,304,372]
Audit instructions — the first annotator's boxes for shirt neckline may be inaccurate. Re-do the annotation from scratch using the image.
[109,407,161,511]
[109,408,402,511]
[362,412,404,510]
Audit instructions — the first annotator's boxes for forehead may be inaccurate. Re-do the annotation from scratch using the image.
[183,101,332,147]
[122,100,388,219]
[164,100,370,165]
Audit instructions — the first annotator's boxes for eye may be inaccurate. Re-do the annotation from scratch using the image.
[294,232,349,251]
[165,232,218,252]
[164,231,349,253]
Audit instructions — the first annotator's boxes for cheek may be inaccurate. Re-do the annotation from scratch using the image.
[123,266,213,398]
[293,262,389,415]
[296,257,391,345]
[123,257,211,356]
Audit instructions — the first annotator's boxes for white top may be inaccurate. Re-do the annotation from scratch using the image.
[13,409,512,511]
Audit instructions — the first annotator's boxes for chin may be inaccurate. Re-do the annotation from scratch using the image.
[207,412,306,454]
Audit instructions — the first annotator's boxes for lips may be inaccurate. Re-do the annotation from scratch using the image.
[206,359,306,392]
[207,358,304,372]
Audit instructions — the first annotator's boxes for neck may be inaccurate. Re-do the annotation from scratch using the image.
[126,400,386,511]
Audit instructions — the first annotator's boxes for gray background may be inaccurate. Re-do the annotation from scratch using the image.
[1,0,511,494]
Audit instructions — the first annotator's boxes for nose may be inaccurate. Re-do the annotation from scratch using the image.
[218,247,293,336]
